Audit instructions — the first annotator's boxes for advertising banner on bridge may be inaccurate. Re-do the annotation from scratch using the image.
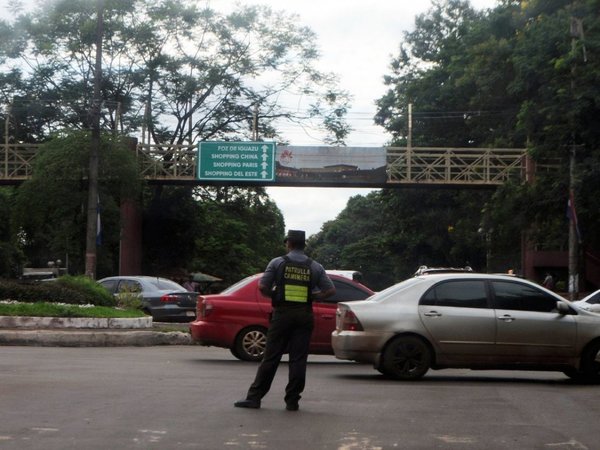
[275,146,386,186]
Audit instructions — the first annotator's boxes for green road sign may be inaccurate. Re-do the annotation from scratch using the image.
[198,141,276,181]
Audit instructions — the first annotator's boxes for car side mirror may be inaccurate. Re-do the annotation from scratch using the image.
[556,302,571,315]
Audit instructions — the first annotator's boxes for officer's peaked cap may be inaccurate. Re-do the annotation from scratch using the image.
[284,229,306,244]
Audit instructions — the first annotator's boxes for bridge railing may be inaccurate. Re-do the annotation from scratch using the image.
[135,143,197,180]
[386,147,526,185]
[1,143,40,181]
[3,142,551,187]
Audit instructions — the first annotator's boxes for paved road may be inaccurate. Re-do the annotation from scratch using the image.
[1,346,598,449]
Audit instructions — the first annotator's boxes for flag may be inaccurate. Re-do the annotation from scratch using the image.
[566,189,582,243]
[96,195,102,246]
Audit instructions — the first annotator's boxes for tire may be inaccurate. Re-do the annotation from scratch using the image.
[234,326,267,362]
[229,347,240,359]
[577,341,600,383]
[381,335,432,380]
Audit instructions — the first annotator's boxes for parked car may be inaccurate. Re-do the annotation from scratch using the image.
[332,273,600,382]
[572,289,600,313]
[189,273,374,361]
[413,265,473,276]
[98,276,198,321]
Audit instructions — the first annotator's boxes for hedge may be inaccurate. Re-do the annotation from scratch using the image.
[0,276,116,307]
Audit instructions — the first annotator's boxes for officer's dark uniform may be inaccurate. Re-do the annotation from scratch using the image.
[235,230,334,411]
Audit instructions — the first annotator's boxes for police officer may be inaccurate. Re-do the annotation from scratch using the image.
[234,229,335,411]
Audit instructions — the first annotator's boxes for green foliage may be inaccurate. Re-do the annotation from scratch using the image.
[14,132,140,275]
[1,0,347,284]
[138,185,284,284]
[309,187,498,290]
[54,275,115,307]
[0,0,350,145]
[0,277,116,306]
[370,0,600,279]
[191,187,284,284]
[0,302,144,318]
[111,290,143,310]
[0,188,25,278]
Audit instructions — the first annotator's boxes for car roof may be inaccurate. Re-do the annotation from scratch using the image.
[413,265,474,276]
[414,272,525,281]
[220,272,373,295]
[326,270,362,279]
[411,272,564,293]
[99,276,171,281]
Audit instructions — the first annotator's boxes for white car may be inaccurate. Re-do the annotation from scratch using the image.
[573,289,600,313]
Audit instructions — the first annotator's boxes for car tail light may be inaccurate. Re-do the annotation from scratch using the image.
[196,296,204,316]
[337,306,364,331]
[199,298,213,318]
[160,294,179,303]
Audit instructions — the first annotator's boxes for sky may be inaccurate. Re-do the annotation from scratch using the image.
[241,0,499,237]
[0,0,498,237]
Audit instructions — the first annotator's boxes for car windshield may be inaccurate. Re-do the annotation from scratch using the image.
[148,278,185,291]
[369,277,425,302]
[583,290,600,305]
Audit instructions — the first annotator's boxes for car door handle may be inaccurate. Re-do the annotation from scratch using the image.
[423,311,442,317]
[320,314,335,320]
[498,315,516,322]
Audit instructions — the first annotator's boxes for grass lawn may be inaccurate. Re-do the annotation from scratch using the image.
[0,302,147,319]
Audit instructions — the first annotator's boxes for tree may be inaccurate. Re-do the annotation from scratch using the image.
[14,132,141,276]
[1,0,351,282]
[370,0,600,282]
[190,186,285,283]
[0,187,25,277]
[308,188,493,290]
[0,0,351,145]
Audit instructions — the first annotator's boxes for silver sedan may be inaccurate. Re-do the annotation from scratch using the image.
[332,273,600,381]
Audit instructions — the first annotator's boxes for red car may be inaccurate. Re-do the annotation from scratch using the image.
[190,273,374,361]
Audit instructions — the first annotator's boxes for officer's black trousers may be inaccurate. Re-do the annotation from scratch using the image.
[246,307,314,405]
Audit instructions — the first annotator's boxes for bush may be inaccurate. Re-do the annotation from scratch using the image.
[0,276,116,307]
[114,292,143,310]
[55,275,115,307]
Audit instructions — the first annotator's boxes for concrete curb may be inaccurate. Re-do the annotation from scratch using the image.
[0,316,153,329]
[0,329,192,347]
[0,316,193,347]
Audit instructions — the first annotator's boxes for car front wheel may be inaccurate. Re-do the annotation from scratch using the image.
[577,341,600,383]
[234,326,267,362]
[380,335,432,380]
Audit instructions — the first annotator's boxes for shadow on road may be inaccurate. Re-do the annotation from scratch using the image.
[333,371,592,386]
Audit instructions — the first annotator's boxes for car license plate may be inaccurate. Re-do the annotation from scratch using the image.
[186,311,196,317]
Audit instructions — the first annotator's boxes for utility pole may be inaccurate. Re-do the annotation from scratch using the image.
[567,13,585,300]
[3,102,9,178]
[85,0,104,279]
[407,103,413,150]
[253,104,259,141]
[407,103,413,181]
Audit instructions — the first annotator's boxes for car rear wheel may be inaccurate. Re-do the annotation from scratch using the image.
[234,326,267,362]
[381,335,431,380]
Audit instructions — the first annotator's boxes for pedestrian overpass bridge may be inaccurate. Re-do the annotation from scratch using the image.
[2,140,578,289]
[1,142,533,187]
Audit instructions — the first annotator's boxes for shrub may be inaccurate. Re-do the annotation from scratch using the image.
[113,288,143,310]
[0,276,116,307]
[55,275,115,307]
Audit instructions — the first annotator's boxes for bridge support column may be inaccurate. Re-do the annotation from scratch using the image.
[119,198,142,275]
